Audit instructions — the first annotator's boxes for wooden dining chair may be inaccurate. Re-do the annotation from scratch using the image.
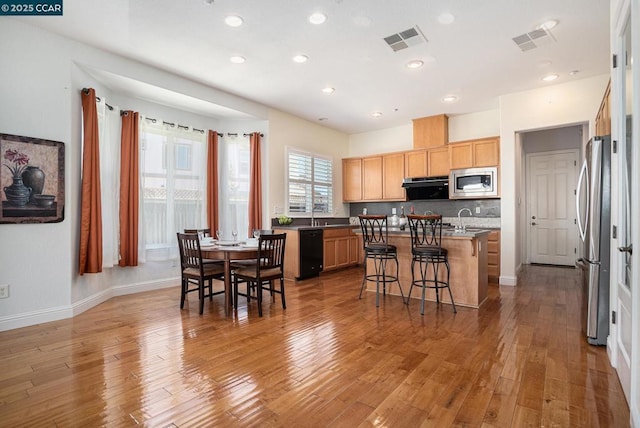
[233,233,287,317]
[176,232,225,315]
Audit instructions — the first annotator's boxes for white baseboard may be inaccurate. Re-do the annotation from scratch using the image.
[499,275,518,286]
[0,277,180,332]
[0,305,73,332]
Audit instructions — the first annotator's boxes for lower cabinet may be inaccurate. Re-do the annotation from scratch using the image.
[323,227,361,272]
[487,230,500,283]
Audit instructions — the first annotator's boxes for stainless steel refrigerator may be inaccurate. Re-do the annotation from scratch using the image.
[576,135,611,345]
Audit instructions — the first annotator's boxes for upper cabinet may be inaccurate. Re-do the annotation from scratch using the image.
[382,152,406,200]
[413,114,448,148]
[449,137,500,169]
[595,79,611,136]
[342,158,362,202]
[362,156,383,200]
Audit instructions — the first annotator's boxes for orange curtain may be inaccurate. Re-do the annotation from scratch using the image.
[79,88,103,275]
[206,130,220,233]
[248,132,262,236]
[119,111,140,267]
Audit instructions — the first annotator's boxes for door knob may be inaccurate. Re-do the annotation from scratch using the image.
[531,222,537,226]
[532,216,536,219]
[618,245,633,255]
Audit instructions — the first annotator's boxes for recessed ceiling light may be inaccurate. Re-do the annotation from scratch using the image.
[229,55,245,64]
[438,12,455,25]
[203,0,214,5]
[322,87,335,94]
[537,19,558,30]
[442,95,458,103]
[406,60,424,69]
[569,70,580,76]
[318,117,328,121]
[292,54,309,63]
[371,111,383,118]
[542,74,559,82]
[224,15,244,27]
[309,12,327,25]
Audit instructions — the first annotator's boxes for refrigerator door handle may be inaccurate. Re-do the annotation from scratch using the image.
[576,159,589,242]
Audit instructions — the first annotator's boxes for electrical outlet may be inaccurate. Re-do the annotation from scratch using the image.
[0,284,9,299]
[475,207,481,214]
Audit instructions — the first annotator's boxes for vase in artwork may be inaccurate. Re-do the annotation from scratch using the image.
[3,175,32,207]
[21,166,45,202]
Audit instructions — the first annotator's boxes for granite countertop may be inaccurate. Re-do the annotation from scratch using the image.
[273,224,357,231]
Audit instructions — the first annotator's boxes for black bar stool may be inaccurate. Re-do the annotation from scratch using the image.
[406,214,456,314]
[358,215,405,306]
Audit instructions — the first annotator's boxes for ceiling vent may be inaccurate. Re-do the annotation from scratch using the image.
[512,28,556,52]
[384,26,428,52]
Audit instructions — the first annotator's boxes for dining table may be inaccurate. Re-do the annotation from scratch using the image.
[200,243,259,316]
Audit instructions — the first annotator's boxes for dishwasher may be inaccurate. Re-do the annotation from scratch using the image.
[298,228,323,279]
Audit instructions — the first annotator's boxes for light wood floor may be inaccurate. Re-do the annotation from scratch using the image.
[0,265,630,427]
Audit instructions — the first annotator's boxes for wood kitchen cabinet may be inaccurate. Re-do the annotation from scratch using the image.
[449,136,500,169]
[323,227,360,272]
[382,152,406,200]
[404,150,427,178]
[342,158,362,201]
[595,79,611,136]
[362,156,383,200]
[404,147,449,178]
[487,230,500,283]
[413,114,448,148]
[427,146,450,176]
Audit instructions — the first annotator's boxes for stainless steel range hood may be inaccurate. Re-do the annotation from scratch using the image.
[401,176,450,200]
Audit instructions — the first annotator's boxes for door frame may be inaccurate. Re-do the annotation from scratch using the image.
[610,0,639,424]
[524,149,579,265]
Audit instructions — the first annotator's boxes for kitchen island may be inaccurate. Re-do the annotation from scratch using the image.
[361,228,489,309]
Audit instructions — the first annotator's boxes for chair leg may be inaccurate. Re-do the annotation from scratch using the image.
[257,281,263,317]
[393,256,405,304]
[407,259,416,305]
[233,276,239,309]
[280,278,286,309]
[421,262,428,315]
[445,260,457,313]
[432,261,440,304]
[180,278,187,309]
[208,278,213,301]
[198,280,205,315]
[359,257,368,299]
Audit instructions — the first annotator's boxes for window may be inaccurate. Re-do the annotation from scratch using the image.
[287,148,333,215]
[140,122,207,260]
[218,137,250,239]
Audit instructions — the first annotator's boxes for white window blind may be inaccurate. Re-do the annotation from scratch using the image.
[287,148,333,215]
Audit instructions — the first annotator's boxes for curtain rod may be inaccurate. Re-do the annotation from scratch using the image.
[143,116,205,134]
[95,96,114,111]
[223,132,264,138]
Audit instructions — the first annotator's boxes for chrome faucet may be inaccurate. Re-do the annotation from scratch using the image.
[457,208,473,232]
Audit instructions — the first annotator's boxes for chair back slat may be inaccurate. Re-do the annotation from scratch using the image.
[407,214,443,249]
[177,232,205,272]
[358,215,389,247]
[258,233,287,270]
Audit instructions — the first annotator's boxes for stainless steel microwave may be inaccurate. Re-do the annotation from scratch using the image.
[449,167,499,199]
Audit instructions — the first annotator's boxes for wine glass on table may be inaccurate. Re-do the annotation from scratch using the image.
[232,229,238,241]
[253,229,261,240]
[216,230,222,241]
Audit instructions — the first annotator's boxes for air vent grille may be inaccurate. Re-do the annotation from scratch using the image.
[384,25,427,52]
[512,28,556,52]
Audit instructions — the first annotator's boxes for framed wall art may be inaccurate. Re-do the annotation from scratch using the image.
[1,133,65,224]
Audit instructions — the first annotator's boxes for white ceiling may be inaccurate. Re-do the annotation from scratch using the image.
[18,0,610,134]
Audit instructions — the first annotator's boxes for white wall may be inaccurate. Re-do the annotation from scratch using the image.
[498,74,610,285]
[348,123,413,157]
[0,19,348,330]
[449,109,500,143]
[267,109,350,218]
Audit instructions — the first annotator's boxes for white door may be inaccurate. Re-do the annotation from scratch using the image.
[527,150,579,265]
[613,11,634,406]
